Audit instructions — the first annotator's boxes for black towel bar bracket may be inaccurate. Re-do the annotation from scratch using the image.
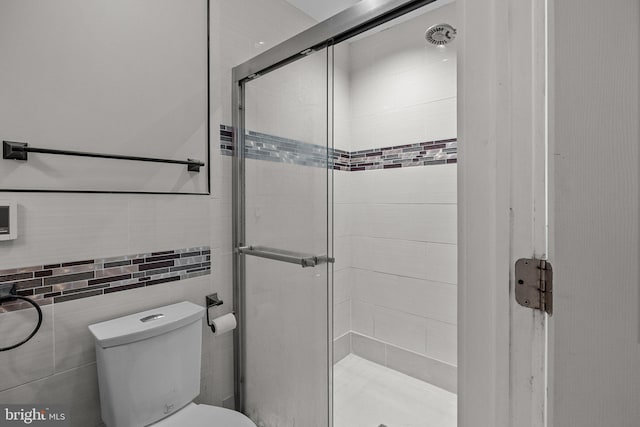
[3,140,205,172]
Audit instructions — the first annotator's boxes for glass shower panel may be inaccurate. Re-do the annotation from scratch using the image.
[242,47,332,427]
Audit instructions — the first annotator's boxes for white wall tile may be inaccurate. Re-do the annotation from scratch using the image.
[333,171,352,204]
[200,333,235,406]
[211,250,234,310]
[216,0,316,124]
[352,269,457,324]
[128,195,211,255]
[333,235,352,273]
[351,236,457,284]
[0,195,129,269]
[350,104,432,151]
[349,3,457,147]
[351,333,386,366]
[53,283,179,373]
[333,268,353,305]
[335,10,459,377]
[334,299,351,337]
[348,165,457,205]
[333,333,351,364]
[0,306,54,392]
[0,363,102,427]
[349,203,457,244]
[426,319,457,365]
[386,344,456,393]
[211,199,233,252]
[334,203,352,238]
[351,300,374,336]
[245,160,328,254]
[373,306,427,354]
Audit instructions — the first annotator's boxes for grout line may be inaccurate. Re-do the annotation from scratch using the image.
[341,234,457,246]
[351,297,458,327]
[52,302,56,373]
[333,331,351,341]
[0,361,98,395]
[333,202,458,206]
[348,266,457,286]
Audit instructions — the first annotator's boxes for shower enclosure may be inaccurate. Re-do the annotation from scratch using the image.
[232,1,441,425]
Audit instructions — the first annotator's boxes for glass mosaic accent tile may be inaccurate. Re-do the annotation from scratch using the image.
[0,247,211,312]
[219,125,457,170]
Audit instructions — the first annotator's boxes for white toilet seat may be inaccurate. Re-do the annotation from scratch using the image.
[151,403,256,427]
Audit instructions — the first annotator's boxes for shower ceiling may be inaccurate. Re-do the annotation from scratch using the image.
[286,0,457,43]
[285,0,361,22]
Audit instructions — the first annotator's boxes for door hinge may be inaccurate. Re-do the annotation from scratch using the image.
[515,258,553,315]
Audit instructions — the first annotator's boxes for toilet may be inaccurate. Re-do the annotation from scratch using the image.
[88,301,256,427]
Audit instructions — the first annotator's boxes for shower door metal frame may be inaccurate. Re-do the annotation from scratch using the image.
[231,0,440,417]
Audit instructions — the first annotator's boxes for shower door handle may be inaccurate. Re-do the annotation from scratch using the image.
[236,245,334,268]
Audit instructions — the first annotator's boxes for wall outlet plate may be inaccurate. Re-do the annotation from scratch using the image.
[0,200,17,241]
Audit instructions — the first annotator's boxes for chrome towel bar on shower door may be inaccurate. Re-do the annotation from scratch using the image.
[236,245,334,268]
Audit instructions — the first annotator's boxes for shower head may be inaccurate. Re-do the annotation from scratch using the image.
[425,23,457,46]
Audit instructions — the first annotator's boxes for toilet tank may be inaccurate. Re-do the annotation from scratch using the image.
[89,302,205,427]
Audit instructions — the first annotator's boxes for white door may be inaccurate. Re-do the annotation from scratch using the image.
[548,1,640,426]
[460,0,639,425]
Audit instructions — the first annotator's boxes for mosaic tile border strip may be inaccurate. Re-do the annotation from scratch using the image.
[0,247,211,313]
[221,125,330,168]
[219,125,457,170]
[220,125,234,156]
[346,139,457,171]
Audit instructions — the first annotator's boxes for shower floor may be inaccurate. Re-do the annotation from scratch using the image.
[334,354,457,427]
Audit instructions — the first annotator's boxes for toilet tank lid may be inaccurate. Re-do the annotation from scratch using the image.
[88,301,205,348]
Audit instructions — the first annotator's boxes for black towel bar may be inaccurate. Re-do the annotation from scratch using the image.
[3,140,204,172]
[0,284,43,352]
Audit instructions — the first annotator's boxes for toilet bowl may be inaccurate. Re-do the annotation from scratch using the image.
[89,301,257,427]
[151,403,255,427]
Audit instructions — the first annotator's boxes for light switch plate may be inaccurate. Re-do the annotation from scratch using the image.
[0,200,17,241]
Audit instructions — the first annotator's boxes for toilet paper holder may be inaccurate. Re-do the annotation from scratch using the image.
[205,293,224,333]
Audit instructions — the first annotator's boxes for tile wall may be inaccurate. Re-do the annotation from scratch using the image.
[0,1,317,426]
[333,164,458,392]
[0,247,211,312]
[219,125,457,171]
[332,2,459,392]
[0,4,459,427]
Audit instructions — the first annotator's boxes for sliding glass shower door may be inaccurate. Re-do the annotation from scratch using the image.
[235,46,333,427]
